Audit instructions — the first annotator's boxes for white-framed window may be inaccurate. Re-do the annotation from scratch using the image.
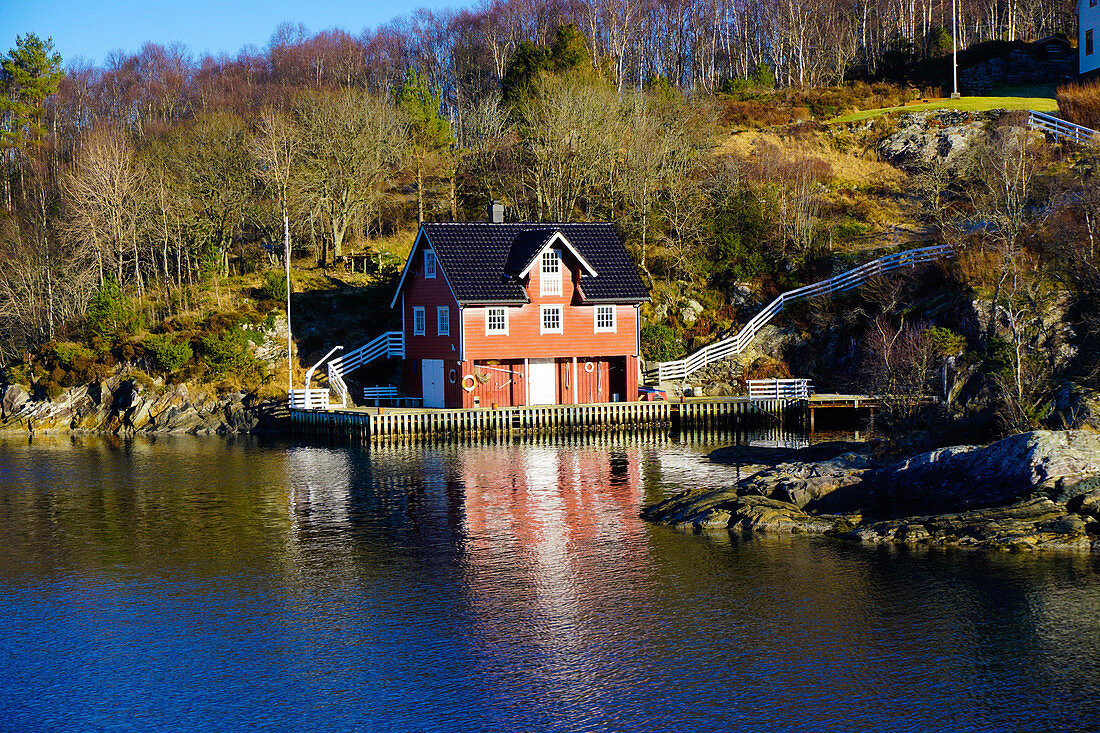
[594,305,616,333]
[437,306,450,336]
[540,249,562,296]
[413,306,425,336]
[486,307,508,335]
[424,250,437,279]
[540,304,562,334]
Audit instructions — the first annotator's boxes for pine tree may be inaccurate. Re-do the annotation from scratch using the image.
[397,69,454,223]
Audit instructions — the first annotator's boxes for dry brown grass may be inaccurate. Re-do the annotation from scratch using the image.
[715,128,905,188]
[1057,79,1100,130]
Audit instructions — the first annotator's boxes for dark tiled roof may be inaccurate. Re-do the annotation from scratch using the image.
[415,222,650,305]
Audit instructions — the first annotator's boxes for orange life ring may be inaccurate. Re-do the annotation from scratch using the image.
[462,374,477,392]
[584,361,595,373]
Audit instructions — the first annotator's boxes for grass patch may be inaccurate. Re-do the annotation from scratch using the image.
[829,95,1057,124]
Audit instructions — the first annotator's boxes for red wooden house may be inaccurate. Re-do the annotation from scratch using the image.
[389,213,650,408]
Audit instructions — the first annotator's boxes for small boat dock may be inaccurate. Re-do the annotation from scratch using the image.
[289,393,875,443]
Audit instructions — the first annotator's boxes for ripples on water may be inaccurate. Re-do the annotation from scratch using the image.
[2,433,1100,732]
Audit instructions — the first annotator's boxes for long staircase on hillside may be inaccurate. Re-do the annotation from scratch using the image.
[647,243,957,385]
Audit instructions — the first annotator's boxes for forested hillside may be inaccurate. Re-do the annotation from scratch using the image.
[1,0,1098,438]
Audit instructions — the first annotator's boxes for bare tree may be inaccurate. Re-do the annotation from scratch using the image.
[294,89,405,265]
[63,125,148,297]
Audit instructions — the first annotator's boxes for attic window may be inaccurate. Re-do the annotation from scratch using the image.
[540,249,562,296]
[425,250,437,279]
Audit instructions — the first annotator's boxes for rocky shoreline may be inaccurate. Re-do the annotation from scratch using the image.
[0,380,283,435]
[643,431,1100,552]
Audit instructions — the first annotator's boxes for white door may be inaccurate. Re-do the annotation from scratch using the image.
[422,359,445,408]
[528,358,557,405]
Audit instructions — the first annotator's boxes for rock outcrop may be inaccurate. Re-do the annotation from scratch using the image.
[879,110,1001,170]
[0,379,282,434]
[644,430,1100,551]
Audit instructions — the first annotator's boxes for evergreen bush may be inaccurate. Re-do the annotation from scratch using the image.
[144,334,194,374]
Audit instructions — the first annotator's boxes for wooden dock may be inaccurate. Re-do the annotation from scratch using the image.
[289,396,822,443]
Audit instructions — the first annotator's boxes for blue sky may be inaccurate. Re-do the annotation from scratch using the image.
[1,0,465,67]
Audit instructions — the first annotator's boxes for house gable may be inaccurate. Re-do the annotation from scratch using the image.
[389,228,462,310]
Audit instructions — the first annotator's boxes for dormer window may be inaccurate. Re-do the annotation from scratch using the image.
[540,249,562,296]
[425,250,437,279]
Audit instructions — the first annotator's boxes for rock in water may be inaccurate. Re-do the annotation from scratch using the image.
[867,430,1100,517]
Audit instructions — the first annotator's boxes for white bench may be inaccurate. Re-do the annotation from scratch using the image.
[362,386,421,407]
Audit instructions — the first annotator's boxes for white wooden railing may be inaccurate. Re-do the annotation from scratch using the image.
[329,370,349,408]
[1027,110,1098,145]
[289,388,331,410]
[747,378,813,400]
[653,243,956,383]
[323,330,404,409]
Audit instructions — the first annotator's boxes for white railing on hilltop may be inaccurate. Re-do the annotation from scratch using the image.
[321,330,404,409]
[748,378,813,400]
[289,388,331,410]
[1027,110,1098,145]
[653,243,956,383]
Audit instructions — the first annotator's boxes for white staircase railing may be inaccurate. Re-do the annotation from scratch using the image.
[653,243,956,383]
[329,370,349,408]
[321,330,404,409]
[1027,110,1098,145]
[748,378,813,400]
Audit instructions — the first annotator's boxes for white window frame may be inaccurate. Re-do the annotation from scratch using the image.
[540,304,563,334]
[424,250,436,279]
[594,305,616,333]
[540,249,562,296]
[485,307,508,335]
[437,306,450,336]
[413,306,425,336]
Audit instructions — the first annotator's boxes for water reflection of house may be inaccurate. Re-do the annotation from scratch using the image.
[458,445,647,631]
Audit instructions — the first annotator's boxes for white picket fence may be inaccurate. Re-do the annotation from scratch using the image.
[323,330,404,408]
[1027,110,1098,145]
[653,243,956,382]
[747,378,814,400]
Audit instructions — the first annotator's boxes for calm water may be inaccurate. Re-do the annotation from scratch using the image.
[2,433,1100,732]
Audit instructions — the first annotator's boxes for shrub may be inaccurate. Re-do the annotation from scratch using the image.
[144,333,194,374]
[255,270,288,302]
[201,328,259,378]
[52,341,94,366]
[925,326,966,357]
[642,324,685,361]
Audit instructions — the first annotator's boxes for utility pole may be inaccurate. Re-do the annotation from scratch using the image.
[285,211,293,396]
[951,0,961,99]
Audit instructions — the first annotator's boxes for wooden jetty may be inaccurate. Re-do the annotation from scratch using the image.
[286,394,868,443]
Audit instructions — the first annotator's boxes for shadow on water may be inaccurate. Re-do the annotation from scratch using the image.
[1,430,1100,731]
